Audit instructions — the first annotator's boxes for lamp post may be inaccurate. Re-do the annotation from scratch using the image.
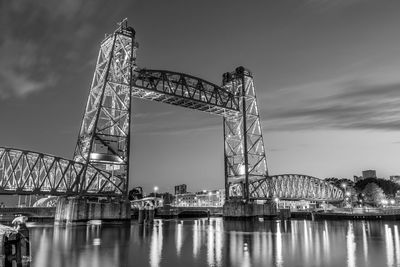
[274,197,279,209]
[341,183,348,207]
[154,186,158,198]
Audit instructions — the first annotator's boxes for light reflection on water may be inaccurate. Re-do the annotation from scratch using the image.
[28,219,400,267]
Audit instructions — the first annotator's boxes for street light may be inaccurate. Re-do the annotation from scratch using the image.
[274,197,279,208]
[154,186,158,195]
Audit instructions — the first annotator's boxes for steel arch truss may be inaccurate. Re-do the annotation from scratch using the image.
[246,174,344,201]
[33,196,58,207]
[134,69,239,117]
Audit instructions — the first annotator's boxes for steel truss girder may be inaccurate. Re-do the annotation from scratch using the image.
[0,147,82,195]
[223,67,268,200]
[0,147,126,196]
[229,174,344,202]
[134,69,240,118]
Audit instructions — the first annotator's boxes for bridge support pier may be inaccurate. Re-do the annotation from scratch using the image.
[223,199,278,219]
[54,197,130,225]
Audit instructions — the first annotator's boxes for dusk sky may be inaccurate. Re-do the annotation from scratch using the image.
[1,0,400,194]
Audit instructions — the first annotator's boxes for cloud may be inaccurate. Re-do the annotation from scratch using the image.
[263,80,400,132]
[0,39,57,98]
[0,0,100,99]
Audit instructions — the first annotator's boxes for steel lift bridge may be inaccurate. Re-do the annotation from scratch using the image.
[0,20,343,203]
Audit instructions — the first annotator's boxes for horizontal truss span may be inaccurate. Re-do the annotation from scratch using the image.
[0,147,123,196]
[246,174,344,202]
[134,69,240,118]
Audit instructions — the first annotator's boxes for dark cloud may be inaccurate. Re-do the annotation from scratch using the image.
[263,81,400,131]
[0,1,106,98]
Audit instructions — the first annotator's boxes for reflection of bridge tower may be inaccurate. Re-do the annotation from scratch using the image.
[73,19,136,196]
[223,67,268,201]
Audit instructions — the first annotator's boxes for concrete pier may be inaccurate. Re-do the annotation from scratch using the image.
[55,197,130,225]
[223,199,278,219]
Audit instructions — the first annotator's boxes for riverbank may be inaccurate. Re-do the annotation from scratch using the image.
[291,208,400,220]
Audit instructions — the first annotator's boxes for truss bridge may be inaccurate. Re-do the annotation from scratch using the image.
[0,19,343,204]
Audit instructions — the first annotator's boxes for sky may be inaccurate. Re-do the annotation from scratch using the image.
[1,0,400,195]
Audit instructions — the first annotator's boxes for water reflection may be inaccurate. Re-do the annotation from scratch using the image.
[28,219,400,267]
[347,222,356,267]
[150,222,163,267]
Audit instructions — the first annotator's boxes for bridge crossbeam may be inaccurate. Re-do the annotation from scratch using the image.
[134,69,240,118]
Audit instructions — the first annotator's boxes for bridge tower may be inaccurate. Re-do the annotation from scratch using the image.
[55,20,136,224]
[73,19,136,197]
[222,67,268,201]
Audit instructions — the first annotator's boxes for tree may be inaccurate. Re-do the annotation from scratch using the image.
[128,187,143,200]
[362,183,386,206]
[355,178,400,197]
[325,177,354,189]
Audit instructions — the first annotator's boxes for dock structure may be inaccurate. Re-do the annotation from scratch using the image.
[0,224,30,267]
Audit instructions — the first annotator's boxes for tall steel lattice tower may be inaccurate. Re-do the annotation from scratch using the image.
[223,67,268,201]
[73,20,137,196]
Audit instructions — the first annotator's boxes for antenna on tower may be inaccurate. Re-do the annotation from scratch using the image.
[118,18,128,28]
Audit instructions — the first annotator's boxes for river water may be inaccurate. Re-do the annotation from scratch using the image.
[28,218,400,267]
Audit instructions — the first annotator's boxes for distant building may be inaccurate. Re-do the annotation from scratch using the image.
[390,176,400,185]
[362,170,377,179]
[173,192,197,206]
[174,184,187,195]
[173,189,225,207]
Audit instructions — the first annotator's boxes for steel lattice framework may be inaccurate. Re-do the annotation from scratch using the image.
[73,20,136,196]
[0,147,126,196]
[0,147,83,195]
[33,196,58,207]
[134,69,240,118]
[0,19,344,201]
[223,68,268,200]
[248,174,344,201]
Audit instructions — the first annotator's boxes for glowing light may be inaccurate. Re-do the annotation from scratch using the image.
[175,222,183,256]
[275,221,283,267]
[346,222,356,267]
[385,224,394,267]
[239,164,245,175]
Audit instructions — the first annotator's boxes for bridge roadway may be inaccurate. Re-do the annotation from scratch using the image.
[0,206,223,222]
[156,206,223,218]
[0,207,55,223]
